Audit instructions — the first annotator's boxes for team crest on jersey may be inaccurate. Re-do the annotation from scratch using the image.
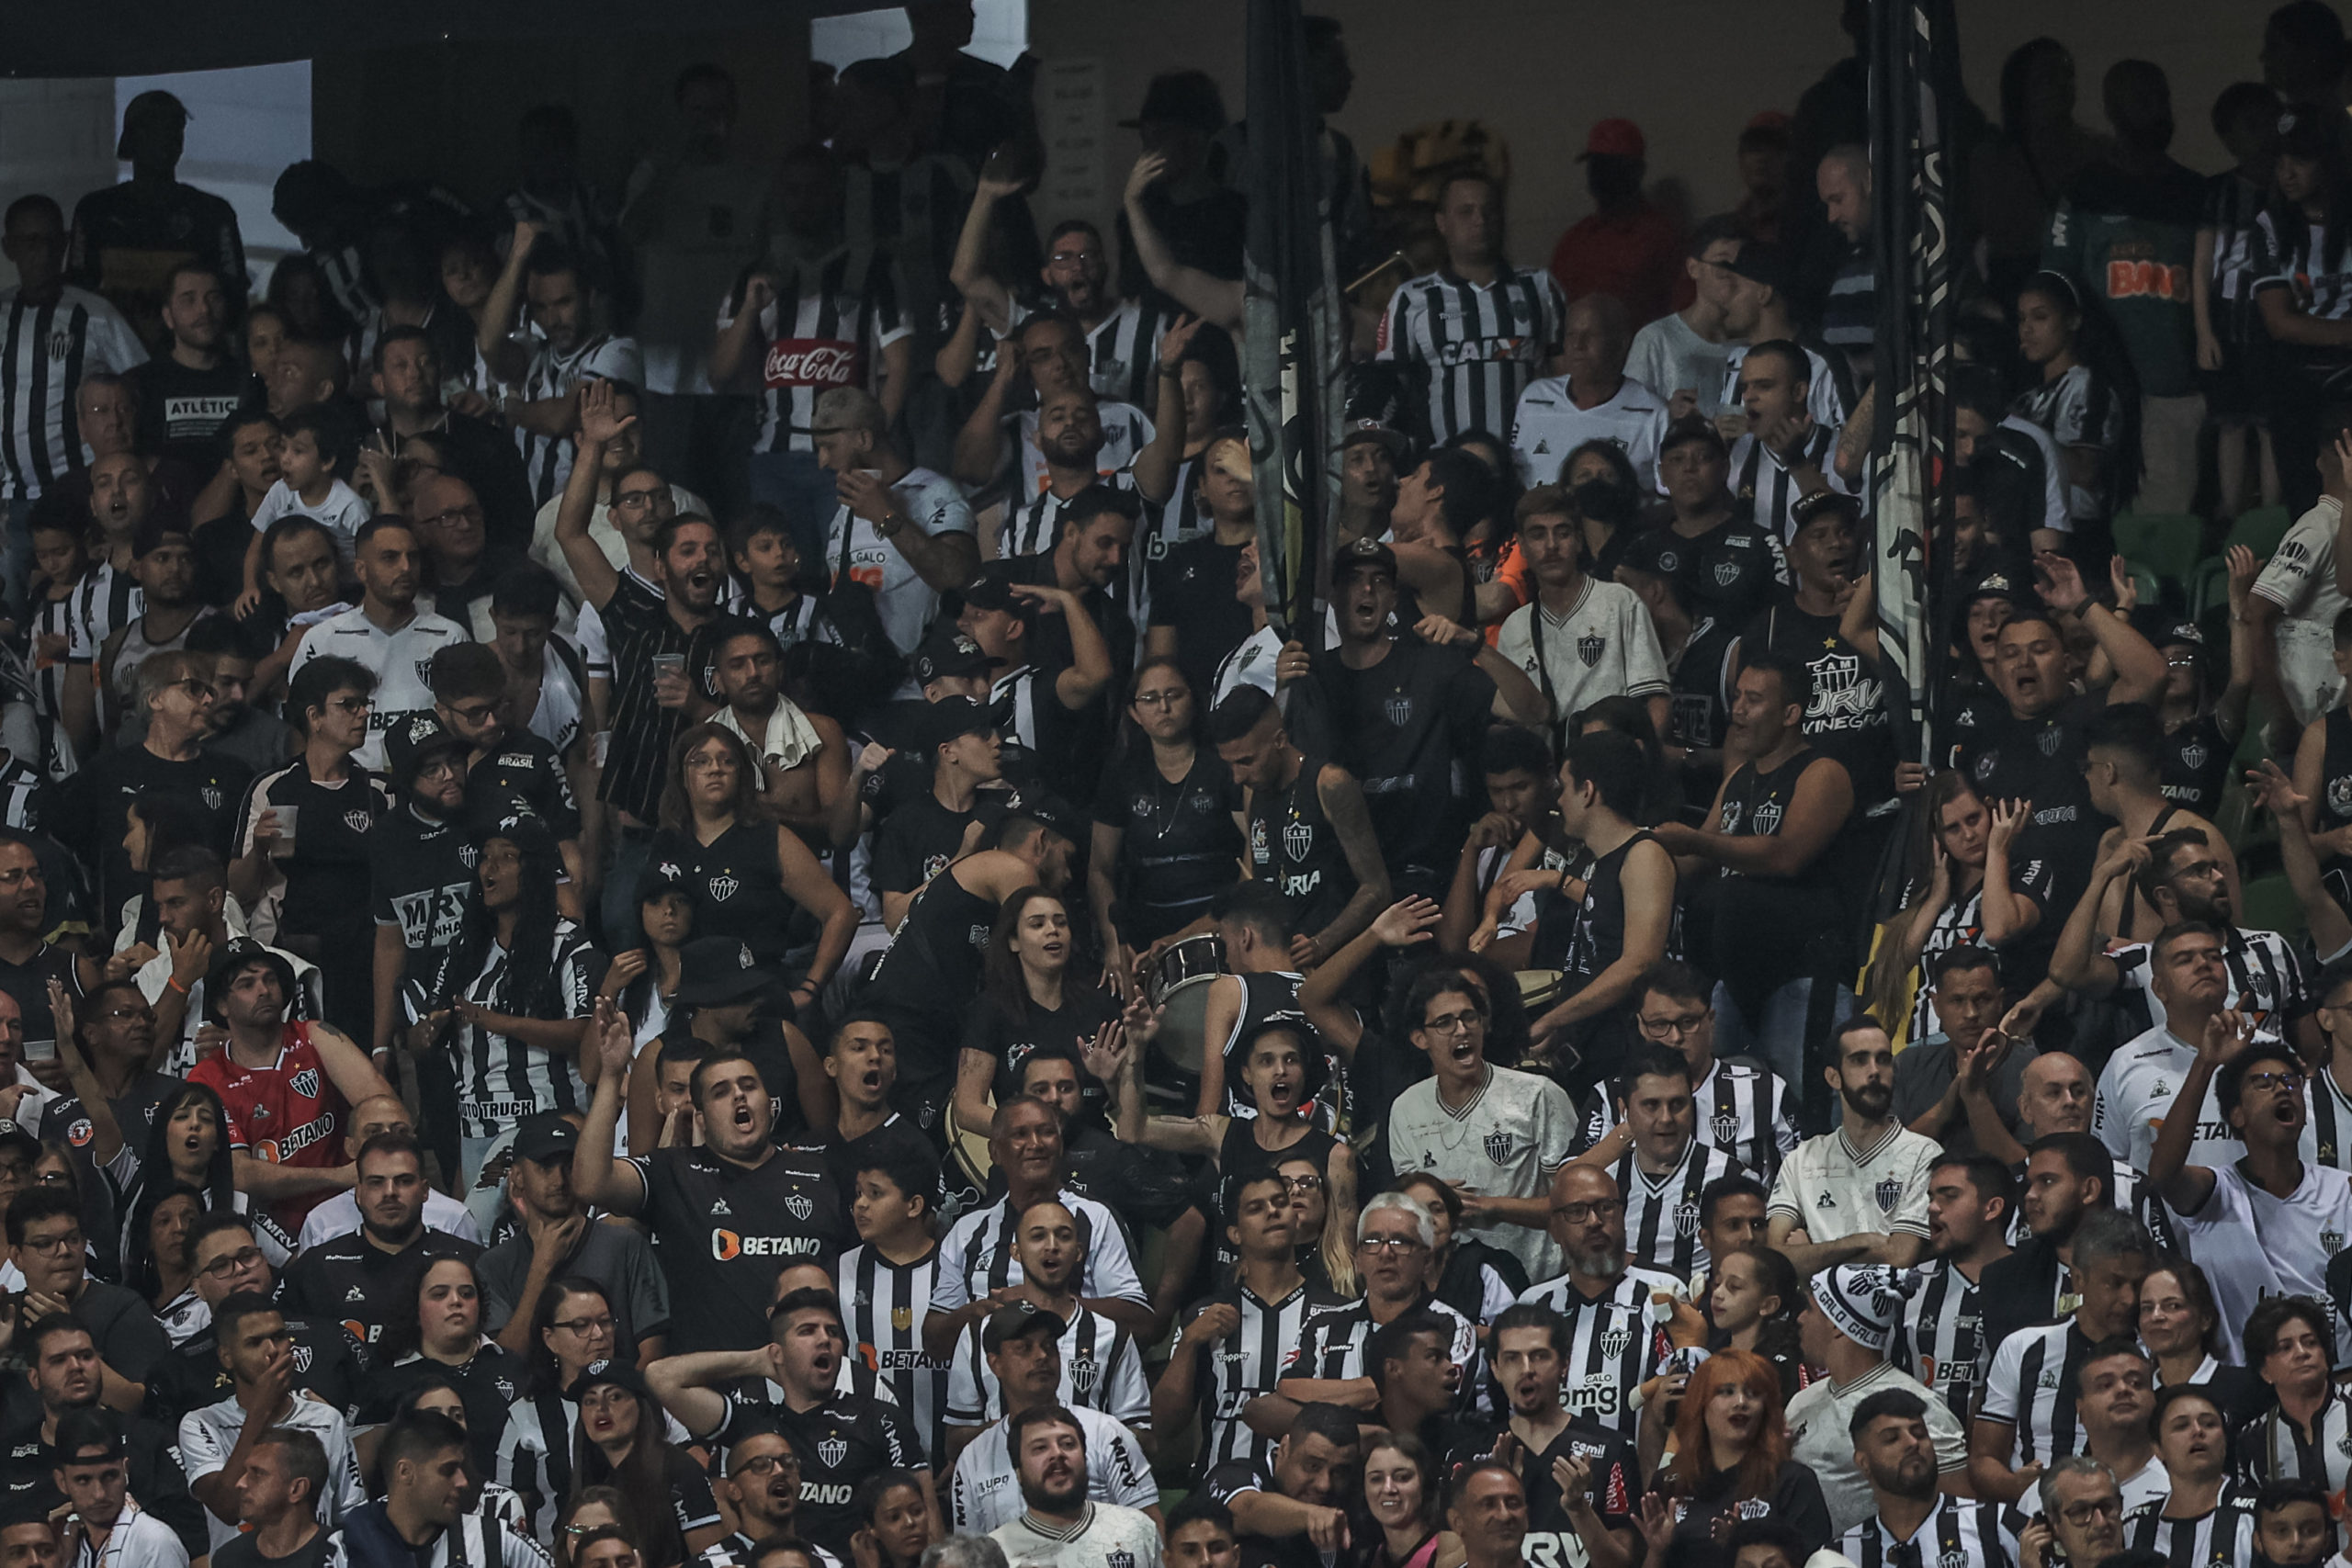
[1973,750,1998,783]
[1599,1325,1631,1359]
[1384,694,1414,726]
[819,1437,847,1468]
[1284,820,1313,862]
[1752,799,1782,835]
[1873,1177,1901,1214]
[415,660,436,684]
[345,808,373,832]
[1713,559,1740,589]
[200,784,222,809]
[458,845,480,868]
[1130,794,1154,819]
[1712,1109,1738,1145]
[2326,1230,2346,1255]
[1484,1129,1513,1164]
[1577,632,1605,668]
[291,1068,321,1100]
[291,1343,313,1371]
[1672,1201,1700,1237]
[2180,742,2207,772]
[786,1192,812,1221]
[708,874,740,902]
[1070,1354,1100,1393]
[2037,728,2063,758]
[1107,1552,1136,1568]
[1939,1551,1968,1568]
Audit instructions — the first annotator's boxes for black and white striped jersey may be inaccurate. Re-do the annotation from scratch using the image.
[1516,1266,1681,1436]
[997,468,1141,559]
[835,1243,948,1463]
[512,333,644,507]
[1888,1258,1991,1428]
[1376,264,1568,446]
[329,1509,549,1568]
[71,561,141,663]
[1610,1139,1750,1281]
[2129,1494,2258,1568]
[1583,1058,1800,1181]
[2235,1384,2352,1497]
[1085,298,1174,409]
[944,1303,1149,1431]
[1978,1320,2091,1468]
[929,1186,1147,1314]
[403,919,596,1139]
[722,244,910,456]
[1181,1279,1350,1475]
[26,585,84,723]
[0,284,146,500]
[2108,926,2310,1042]
[2306,1065,2352,1172]
[1838,1495,2017,1568]
[1292,1292,1484,1417]
[1728,423,1848,546]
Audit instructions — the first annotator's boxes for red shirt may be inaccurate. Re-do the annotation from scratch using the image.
[1548,205,1690,326]
[188,1021,349,1230]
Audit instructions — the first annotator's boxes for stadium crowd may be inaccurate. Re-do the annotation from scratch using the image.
[7,5,2352,1568]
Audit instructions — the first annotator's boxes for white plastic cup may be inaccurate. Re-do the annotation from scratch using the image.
[269,805,299,858]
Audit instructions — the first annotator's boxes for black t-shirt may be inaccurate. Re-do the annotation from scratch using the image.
[961,984,1121,1102]
[1712,748,1851,1010]
[651,821,798,965]
[714,1386,922,1558]
[143,1314,368,1426]
[871,792,1006,896]
[1443,1412,1641,1548]
[137,356,260,471]
[867,865,1003,1122]
[1743,597,1895,807]
[239,762,393,935]
[623,1142,851,1353]
[0,1383,209,1560]
[46,743,254,919]
[356,1346,525,1473]
[369,807,480,982]
[0,943,78,1057]
[2162,713,2232,818]
[1958,691,2111,911]
[1092,743,1243,943]
[467,735,582,841]
[1148,534,1253,700]
[1294,640,1493,888]
[277,1228,486,1351]
[214,1525,339,1568]
[1657,515,1786,626]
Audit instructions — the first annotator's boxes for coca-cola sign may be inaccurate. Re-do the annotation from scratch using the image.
[763,338,865,389]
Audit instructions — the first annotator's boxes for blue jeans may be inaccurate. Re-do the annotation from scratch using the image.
[747,448,841,561]
[1711,977,1856,1136]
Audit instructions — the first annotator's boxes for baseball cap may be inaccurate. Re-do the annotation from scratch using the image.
[1121,71,1227,133]
[383,710,469,787]
[672,937,771,1009]
[1658,412,1726,459]
[1333,536,1397,581]
[1335,420,1411,460]
[910,694,1011,755]
[912,628,1005,685]
[0,1125,40,1164]
[1963,566,2023,607]
[635,856,692,907]
[1010,794,1084,845]
[1577,118,1645,161]
[1724,242,1792,294]
[958,566,1029,616]
[982,1302,1066,1353]
[513,1112,580,1165]
[563,1358,651,1404]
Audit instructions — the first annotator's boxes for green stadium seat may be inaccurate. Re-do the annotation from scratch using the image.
[2185,557,2227,621]
[2237,872,2304,939]
[2111,512,2204,589]
[2222,504,2293,562]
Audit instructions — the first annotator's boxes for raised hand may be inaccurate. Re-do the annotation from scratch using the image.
[2109,553,2137,611]
[1370,896,1444,948]
[579,379,638,447]
[2197,1008,2254,1070]
[2032,551,2089,615]
[2246,759,2306,818]
[1081,1018,1131,1085]
[593,997,634,1081]
[1125,152,1170,206]
[2224,543,2260,616]
[838,467,895,523]
[1986,796,2032,854]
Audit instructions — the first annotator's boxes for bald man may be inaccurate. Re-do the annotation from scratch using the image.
[1509,293,1671,491]
[1962,1051,2172,1248]
[293,1094,486,1249]
[1514,1165,1685,1438]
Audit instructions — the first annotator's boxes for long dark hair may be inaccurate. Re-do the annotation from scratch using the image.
[527,1276,617,1398]
[119,1080,236,1292]
[657,722,768,834]
[980,886,1068,1024]
[381,1253,485,1365]
[1710,1244,1805,1386]
[128,1184,203,1303]
[2270,111,2352,283]
[571,1390,686,1568]
[2016,269,2143,515]
[433,821,566,1023]
[1569,695,1679,826]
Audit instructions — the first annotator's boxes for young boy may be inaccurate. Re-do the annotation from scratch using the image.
[725,502,830,648]
[242,401,370,606]
[2250,1479,2333,1568]
[26,499,96,753]
[2195,81,2284,523]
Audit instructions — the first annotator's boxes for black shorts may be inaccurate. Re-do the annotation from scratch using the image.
[2199,337,2267,423]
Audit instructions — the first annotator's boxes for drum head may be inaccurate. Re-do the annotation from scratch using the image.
[1517,968,1566,1015]
[948,1103,994,1190]
[1152,976,1217,1074]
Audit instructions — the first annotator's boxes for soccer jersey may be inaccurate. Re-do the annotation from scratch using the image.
[404,919,596,1139]
[1179,1278,1350,1474]
[2236,1383,2352,1498]
[1728,422,1849,546]
[60,1503,187,1568]
[187,1023,353,1234]
[1767,1122,1938,1244]
[1011,402,1151,502]
[930,1188,1147,1314]
[2253,499,2350,726]
[1785,1360,1970,1535]
[1981,1317,2099,1471]
[1721,343,1852,429]
[835,1243,948,1463]
[2093,1026,2256,1174]
[1584,1057,1800,1181]
[712,1386,920,1557]
[822,466,976,656]
[726,246,909,456]
[947,1405,1155,1535]
[288,605,472,770]
[944,1305,1148,1430]
[2109,927,2312,1041]
[277,1228,483,1349]
[2128,1494,2257,1568]
[512,333,644,505]
[180,1391,365,1553]
[1387,1063,1579,1281]
[1497,579,1671,756]
[1838,1495,2016,1568]
[1509,374,1671,490]
[617,1141,851,1353]
[1515,1268,1680,1435]
[1889,1258,1993,1428]
[2168,1158,2352,1365]
[1608,1139,1749,1281]
[988,1503,1162,1568]
[0,283,147,499]
[1381,264,1569,446]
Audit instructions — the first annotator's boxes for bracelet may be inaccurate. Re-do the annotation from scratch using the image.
[166,976,191,996]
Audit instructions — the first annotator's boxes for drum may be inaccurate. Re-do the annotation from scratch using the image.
[947,1102,994,1198]
[1517,968,1567,1017]
[1146,933,1226,1075]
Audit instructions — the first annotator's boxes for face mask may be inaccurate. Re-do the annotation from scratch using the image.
[1571,476,1639,526]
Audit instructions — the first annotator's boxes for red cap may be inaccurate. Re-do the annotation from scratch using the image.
[1579,118,1645,161]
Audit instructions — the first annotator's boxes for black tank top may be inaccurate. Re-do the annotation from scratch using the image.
[1552,829,1660,984]
[1246,758,1355,940]
[1712,749,1842,1001]
[2160,714,2230,817]
[2321,708,2352,906]
[869,866,1003,1097]
[1220,971,1346,1131]
[654,821,796,964]
[1105,744,1243,941]
[1218,1117,1339,1199]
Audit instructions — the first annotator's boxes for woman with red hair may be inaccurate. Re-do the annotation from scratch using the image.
[1631,1348,1832,1568]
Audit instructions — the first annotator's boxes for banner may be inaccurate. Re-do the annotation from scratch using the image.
[1241,0,1346,646]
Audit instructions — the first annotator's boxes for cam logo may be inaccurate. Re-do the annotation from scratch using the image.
[1973,750,1998,783]
[1939,1552,1970,1568]
[2180,742,2207,773]
[1874,1178,1902,1214]
[291,1343,313,1372]
[708,874,741,902]
[1070,1354,1100,1393]
[786,1192,813,1222]
[1384,694,1414,726]
[1484,1129,1513,1165]
[1284,820,1313,863]
[1672,1201,1700,1237]
[1598,1325,1631,1359]
[415,660,436,684]
[290,1068,321,1100]
[1712,1110,1739,1145]
[201,785,222,810]
[2037,728,2064,758]
[1752,798,1782,836]
[2326,1230,2346,1255]
[1108,1553,1136,1568]
[819,1438,848,1468]
[345,809,373,832]
[1577,632,1605,668]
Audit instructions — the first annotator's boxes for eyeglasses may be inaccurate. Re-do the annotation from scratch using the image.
[97,1005,153,1022]
[447,701,500,725]
[2058,1498,2122,1526]
[1553,1201,1625,1224]
[1419,1010,1483,1035]
[2243,1070,2305,1093]
[1639,1013,1709,1039]
[176,679,217,700]
[0,865,40,886]
[735,1453,800,1475]
[198,1247,266,1280]
[1133,690,1187,708]
[21,1230,81,1255]
[2165,654,2199,668]
[329,696,372,714]
[1282,1173,1325,1192]
[612,491,664,511]
[414,757,464,780]
[1357,1235,1426,1253]
[422,505,485,529]
[553,1314,616,1337]
[1048,248,1099,265]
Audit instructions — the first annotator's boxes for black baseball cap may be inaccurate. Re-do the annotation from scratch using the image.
[910,694,1011,754]
[513,1112,580,1165]
[673,937,771,1009]
[958,566,1029,617]
[383,710,469,787]
[1725,241,1792,293]
[1010,794,1084,844]
[1333,536,1396,581]
[1335,420,1411,459]
[982,1302,1066,1353]
[912,628,1004,685]
[563,1358,650,1404]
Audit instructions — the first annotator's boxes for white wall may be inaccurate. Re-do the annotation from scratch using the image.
[812,0,1029,71]
[115,62,311,269]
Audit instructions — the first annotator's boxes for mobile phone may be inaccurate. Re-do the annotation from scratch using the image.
[23,1035,54,1063]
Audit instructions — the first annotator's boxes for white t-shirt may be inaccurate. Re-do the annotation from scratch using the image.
[180,1390,366,1552]
[287,604,472,769]
[1767,1122,1938,1244]
[1509,375,1671,491]
[989,1503,1163,1568]
[824,466,977,655]
[2252,496,2349,727]
[526,482,709,624]
[2166,1157,2352,1364]
[950,1408,1156,1535]
[252,477,373,558]
[2092,1026,2249,1174]
[1625,312,1734,417]
[1496,579,1670,745]
[1785,1360,1969,1535]
[1387,1063,1579,1281]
